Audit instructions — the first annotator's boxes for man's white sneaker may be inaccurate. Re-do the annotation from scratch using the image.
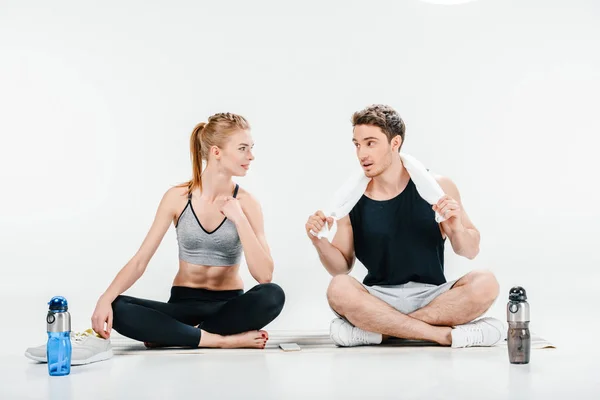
[451,317,506,348]
[24,329,113,365]
[330,318,382,347]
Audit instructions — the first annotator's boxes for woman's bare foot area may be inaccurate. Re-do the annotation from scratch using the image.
[199,329,269,349]
[144,342,166,349]
[221,330,268,349]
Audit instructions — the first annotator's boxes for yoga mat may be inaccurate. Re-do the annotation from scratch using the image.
[110,330,555,355]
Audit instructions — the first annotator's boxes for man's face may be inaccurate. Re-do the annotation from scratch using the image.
[352,125,400,178]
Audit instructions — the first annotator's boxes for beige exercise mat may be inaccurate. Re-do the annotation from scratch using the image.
[110,330,555,355]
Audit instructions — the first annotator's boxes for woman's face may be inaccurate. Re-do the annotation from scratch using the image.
[218,129,255,177]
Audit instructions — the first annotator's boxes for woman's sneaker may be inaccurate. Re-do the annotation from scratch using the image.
[24,329,113,365]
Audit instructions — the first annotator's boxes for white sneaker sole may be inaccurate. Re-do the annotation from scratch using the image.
[24,349,113,365]
[24,352,46,363]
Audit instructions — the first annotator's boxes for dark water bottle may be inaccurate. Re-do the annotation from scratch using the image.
[507,286,530,364]
[46,296,72,376]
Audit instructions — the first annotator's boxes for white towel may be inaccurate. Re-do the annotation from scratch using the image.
[315,153,447,242]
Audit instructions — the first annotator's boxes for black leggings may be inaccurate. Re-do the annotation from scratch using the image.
[112,283,285,347]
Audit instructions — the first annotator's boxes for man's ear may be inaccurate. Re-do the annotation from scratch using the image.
[392,135,403,152]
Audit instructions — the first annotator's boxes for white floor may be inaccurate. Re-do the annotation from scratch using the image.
[4,333,599,400]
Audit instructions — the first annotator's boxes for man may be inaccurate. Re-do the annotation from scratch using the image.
[305,104,504,348]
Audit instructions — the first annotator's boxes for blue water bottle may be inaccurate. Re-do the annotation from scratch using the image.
[46,296,72,376]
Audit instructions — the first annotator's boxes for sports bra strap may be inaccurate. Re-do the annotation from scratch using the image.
[187,184,238,200]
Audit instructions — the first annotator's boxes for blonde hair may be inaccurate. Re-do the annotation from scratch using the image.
[179,112,250,194]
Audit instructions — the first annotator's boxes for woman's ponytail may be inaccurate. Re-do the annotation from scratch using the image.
[189,122,206,193]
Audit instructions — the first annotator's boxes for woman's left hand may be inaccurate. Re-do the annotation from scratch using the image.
[219,196,246,224]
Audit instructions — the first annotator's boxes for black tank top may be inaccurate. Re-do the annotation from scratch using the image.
[349,178,446,287]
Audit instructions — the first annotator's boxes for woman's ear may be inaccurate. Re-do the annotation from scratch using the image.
[211,145,221,159]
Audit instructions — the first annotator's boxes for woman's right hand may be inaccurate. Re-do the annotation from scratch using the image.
[91,298,113,339]
[87,187,178,340]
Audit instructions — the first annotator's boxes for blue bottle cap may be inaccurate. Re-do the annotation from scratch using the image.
[48,296,68,312]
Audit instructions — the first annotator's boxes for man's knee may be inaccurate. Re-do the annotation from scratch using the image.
[467,270,500,305]
[326,275,361,312]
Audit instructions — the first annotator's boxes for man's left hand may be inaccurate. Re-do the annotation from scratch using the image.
[433,195,463,232]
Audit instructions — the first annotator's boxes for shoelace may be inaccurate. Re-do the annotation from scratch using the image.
[352,326,372,345]
[71,331,93,344]
[461,324,484,347]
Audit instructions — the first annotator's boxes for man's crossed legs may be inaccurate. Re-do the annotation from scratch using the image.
[327,270,505,348]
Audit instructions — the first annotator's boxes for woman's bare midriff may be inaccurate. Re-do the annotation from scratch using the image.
[172,259,244,291]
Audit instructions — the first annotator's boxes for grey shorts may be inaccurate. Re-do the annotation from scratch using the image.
[332,279,458,318]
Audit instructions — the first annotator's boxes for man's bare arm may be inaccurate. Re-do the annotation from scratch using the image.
[306,212,355,275]
[435,176,480,259]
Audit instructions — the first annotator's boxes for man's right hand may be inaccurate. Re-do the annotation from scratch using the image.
[91,298,113,339]
[305,211,334,242]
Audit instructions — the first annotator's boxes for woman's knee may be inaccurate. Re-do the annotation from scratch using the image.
[254,282,286,314]
[110,295,133,328]
[111,295,130,311]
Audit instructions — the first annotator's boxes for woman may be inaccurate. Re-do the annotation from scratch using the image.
[91,112,285,349]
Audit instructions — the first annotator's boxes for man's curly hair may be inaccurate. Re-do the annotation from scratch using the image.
[351,104,406,151]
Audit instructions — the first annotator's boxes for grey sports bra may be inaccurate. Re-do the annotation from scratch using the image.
[175,184,242,266]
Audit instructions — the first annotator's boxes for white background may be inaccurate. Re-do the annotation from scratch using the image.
[1,0,599,354]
